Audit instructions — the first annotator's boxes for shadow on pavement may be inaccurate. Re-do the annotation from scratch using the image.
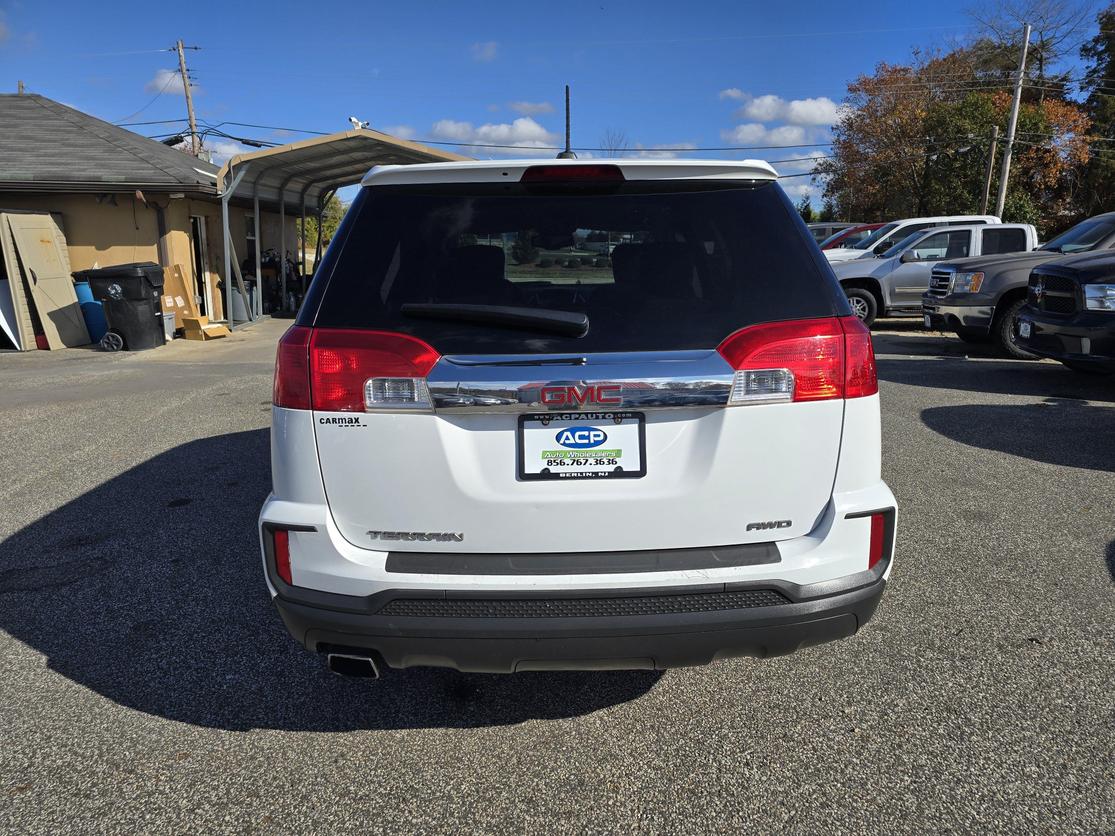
[0,429,660,731]
[1106,542,1115,584]
[877,353,1115,403]
[921,401,1115,472]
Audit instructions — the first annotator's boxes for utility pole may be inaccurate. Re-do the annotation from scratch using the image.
[979,125,1000,215]
[557,85,576,159]
[994,23,1030,218]
[176,39,200,157]
[17,80,24,95]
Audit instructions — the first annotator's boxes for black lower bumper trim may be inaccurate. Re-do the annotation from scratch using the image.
[273,573,887,673]
[385,541,780,575]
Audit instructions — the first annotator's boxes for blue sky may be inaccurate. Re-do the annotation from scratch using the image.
[0,0,1091,204]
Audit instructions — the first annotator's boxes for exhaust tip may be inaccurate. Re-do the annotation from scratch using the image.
[326,652,380,679]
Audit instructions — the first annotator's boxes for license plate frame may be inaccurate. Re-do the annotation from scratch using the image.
[923,314,932,328]
[517,411,646,481]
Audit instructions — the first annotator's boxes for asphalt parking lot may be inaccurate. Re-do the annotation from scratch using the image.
[1,319,1112,833]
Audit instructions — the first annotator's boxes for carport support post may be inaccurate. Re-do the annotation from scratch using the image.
[253,196,262,318]
[300,202,306,283]
[221,164,248,325]
[279,198,286,312]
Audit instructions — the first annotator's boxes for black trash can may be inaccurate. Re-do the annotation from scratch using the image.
[75,263,166,351]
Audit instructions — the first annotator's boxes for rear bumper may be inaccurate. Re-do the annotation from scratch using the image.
[921,296,994,332]
[1017,308,1115,369]
[271,559,889,673]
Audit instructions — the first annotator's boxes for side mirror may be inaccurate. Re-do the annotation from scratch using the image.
[899,250,918,264]
[873,242,891,255]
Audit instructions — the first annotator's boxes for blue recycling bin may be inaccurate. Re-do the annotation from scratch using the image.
[73,280,108,343]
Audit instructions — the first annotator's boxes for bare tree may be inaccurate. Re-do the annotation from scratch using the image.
[968,0,1096,100]
[599,128,630,158]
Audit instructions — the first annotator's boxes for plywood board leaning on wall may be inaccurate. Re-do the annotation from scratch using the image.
[0,214,35,350]
[4,213,89,349]
[163,264,200,328]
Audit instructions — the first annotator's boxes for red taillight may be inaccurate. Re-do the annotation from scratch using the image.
[716,316,878,403]
[520,164,625,183]
[273,325,312,409]
[273,529,292,585]
[275,327,441,412]
[868,513,886,569]
[309,329,440,412]
[840,315,879,398]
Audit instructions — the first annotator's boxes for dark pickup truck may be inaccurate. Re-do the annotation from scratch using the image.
[922,212,1115,358]
[1017,251,1115,375]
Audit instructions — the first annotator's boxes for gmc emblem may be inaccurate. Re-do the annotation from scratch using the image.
[540,384,622,407]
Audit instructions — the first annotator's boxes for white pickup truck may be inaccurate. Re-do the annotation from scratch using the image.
[830,223,1039,324]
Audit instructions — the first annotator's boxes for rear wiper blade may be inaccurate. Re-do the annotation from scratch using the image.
[400,303,589,337]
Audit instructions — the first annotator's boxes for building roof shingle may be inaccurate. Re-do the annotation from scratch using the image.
[0,94,219,193]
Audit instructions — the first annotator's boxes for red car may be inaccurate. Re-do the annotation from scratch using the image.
[820,223,884,251]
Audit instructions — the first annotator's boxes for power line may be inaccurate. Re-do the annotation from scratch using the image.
[113,70,179,124]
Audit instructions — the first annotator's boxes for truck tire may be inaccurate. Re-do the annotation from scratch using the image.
[994,298,1038,360]
[844,287,877,326]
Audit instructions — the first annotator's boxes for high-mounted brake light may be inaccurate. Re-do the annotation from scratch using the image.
[273,327,441,412]
[716,316,877,404]
[520,164,625,183]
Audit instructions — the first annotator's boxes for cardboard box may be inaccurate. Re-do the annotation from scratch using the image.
[181,315,231,341]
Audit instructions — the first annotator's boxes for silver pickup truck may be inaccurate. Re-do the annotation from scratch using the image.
[831,224,1038,325]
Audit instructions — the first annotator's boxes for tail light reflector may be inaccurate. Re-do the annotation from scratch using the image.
[273,529,292,585]
[273,327,441,412]
[868,513,886,569]
[717,316,877,404]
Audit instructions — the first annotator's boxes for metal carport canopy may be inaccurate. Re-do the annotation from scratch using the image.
[216,128,468,214]
[213,129,468,325]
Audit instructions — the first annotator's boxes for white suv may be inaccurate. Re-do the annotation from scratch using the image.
[260,158,897,676]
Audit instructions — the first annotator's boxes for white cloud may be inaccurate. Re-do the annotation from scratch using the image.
[718,88,745,100]
[145,68,189,96]
[730,92,845,127]
[785,97,845,126]
[740,94,784,122]
[382,124,416,140]
[206,139,251,165]
[471,41,498,62]
[429,116,558,155]
[631,142,698,159]
[509,100,553,116]
[720,123,807,147]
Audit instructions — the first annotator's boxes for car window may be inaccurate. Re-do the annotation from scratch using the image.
[1040,217,1115,253]
[982,228,1027,255]
[882,231,924,256]
[307,180,846,355]
[908,230,970,261]
[852,223,898,250]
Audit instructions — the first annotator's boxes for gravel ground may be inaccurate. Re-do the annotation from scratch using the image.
[0,319,1112,834]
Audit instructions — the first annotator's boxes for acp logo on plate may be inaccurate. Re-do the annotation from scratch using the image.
[555,426,608,449]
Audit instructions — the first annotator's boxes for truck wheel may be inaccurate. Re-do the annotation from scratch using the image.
[844,288,877,326]
[994,299,1038,360]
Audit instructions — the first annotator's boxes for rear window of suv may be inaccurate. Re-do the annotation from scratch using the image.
[306,179,846,355]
